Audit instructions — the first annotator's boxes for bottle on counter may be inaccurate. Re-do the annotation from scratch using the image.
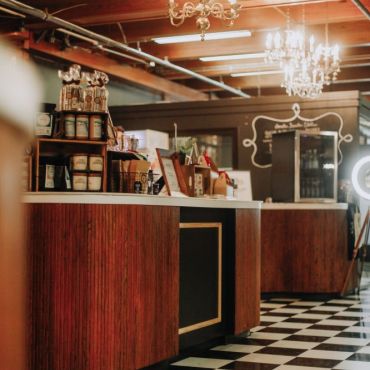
[312,149,319,169]
[147,169,154,195]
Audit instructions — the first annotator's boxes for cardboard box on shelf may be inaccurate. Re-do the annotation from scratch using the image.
[125,129,169,163]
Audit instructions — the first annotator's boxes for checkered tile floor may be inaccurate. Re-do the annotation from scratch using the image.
[169,280,370,369]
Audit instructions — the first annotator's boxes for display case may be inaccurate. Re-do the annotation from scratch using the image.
[272,130,338,202]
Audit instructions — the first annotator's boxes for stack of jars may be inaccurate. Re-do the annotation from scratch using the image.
[64,114,104,141]
[70,153,104,192]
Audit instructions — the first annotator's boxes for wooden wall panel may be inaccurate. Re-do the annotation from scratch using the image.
[111,91,361,201]
[261,209,357,294]
[234,209,261,334]
[27,204,179,370]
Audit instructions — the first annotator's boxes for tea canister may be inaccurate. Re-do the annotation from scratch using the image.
[89,115,103,140]
[71,154,88,171]
[88,173,102,191]
[44,164,55,189]
[72,172,87,191]
[64,114,75,139]
[75,114,89,139]
[89,154,103,172]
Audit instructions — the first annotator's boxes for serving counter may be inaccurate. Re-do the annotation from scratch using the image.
[261,202,358,295]
[24,193,261,370]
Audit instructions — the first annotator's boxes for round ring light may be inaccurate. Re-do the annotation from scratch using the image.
[352,156,370,200]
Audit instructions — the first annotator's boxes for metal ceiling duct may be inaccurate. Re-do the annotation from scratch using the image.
[0,0,251,99]
[351,0,370,20]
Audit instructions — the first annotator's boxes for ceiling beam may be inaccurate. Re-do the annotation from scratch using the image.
[23,0,346,27]
[86,2,365,43]
[215,81,370,97]
[181,66,370,91]
[160,48,370,80]
[25,36,208,102]
[139,21,370,62]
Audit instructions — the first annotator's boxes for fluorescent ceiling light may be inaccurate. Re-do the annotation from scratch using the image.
[153,30,251,44]
[200,52,266,62]
[231,70,282,77]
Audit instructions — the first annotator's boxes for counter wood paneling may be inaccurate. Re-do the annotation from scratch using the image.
[235,209,260,333]
[25,195,261,370]
[27,203,179,370]
[261,204,358,294]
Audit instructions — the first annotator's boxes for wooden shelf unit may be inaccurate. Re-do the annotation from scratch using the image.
[34,137,108,192]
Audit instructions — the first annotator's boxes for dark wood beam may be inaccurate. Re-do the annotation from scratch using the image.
[25,36,208,101]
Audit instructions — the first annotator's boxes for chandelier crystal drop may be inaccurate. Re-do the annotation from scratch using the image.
[264,16,341,98]
[168,0,241,41]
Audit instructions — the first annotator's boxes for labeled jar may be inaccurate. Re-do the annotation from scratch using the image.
[88,173,102,192]
[89,154,103,172]
[75,114,89,139]
[71,154,88,171]
[72,172,87,191]
[64,114,75,139]
[89,115,103,140]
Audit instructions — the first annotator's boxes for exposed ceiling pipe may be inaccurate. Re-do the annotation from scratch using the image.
[56,28,148,65]
[0,0,251,99]
[351,0,370,20]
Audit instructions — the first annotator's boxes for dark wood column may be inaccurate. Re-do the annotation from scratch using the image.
[235,209,261,334]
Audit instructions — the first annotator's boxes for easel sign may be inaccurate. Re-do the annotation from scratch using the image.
[156,148,188,197]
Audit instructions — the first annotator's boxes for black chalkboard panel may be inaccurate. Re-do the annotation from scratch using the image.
[179,224,221,332]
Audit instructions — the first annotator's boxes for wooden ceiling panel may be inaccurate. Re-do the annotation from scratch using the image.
[2,0,369,98]
[139,21,370,61]
[87,1,365,43]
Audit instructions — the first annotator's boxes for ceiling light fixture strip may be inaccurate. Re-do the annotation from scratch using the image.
[0,0,250,99]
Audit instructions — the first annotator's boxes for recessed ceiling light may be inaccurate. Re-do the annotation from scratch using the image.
[200,52,266,62]
[231,70,282,77]
[152,30,252,44]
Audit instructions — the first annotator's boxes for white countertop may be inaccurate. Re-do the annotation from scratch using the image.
[262,202,348,210]
[23,192,262,209]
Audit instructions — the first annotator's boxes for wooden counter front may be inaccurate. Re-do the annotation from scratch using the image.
[261,205,358,295]
[25,196,261,370]
[27,204,179,370]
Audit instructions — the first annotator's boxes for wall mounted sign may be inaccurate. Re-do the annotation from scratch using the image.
[242,103,353,169]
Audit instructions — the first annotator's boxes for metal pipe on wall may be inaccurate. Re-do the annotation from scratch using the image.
[0,0,251,99]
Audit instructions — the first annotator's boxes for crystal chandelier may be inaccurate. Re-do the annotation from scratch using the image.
[265,10,340,98]
[168,0,241,41]
[281,42,340,98]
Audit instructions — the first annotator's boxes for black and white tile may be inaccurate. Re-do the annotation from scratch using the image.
[169,282,370,369]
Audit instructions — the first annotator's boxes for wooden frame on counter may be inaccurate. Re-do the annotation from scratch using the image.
[156,148,188,196]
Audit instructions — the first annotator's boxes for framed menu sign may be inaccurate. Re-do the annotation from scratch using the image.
[242,103,353,169]
[156,149,187,196]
